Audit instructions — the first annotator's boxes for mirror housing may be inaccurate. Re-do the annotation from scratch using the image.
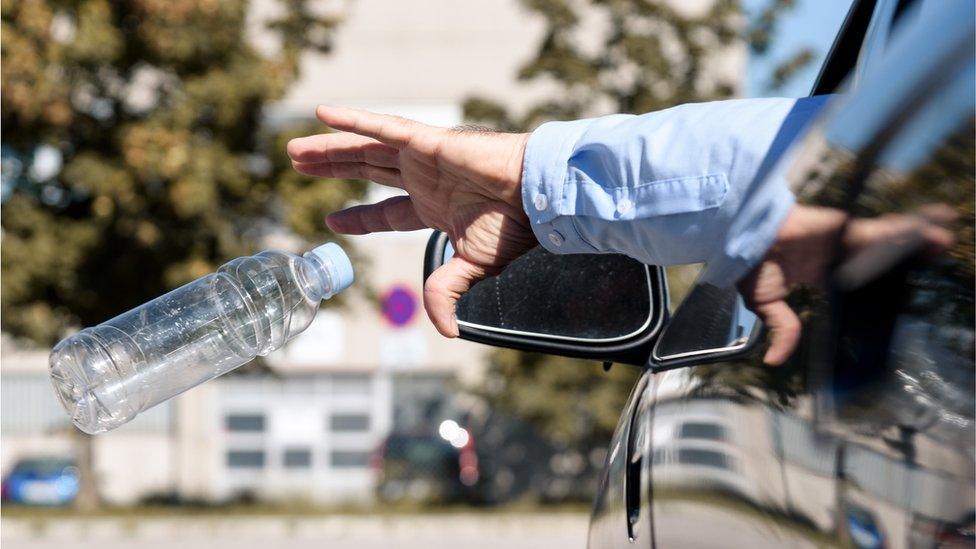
[649,283,765,371]
[423,231,667,366]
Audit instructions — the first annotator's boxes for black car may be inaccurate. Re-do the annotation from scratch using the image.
[373,429,480,504]
[424,0,974,546]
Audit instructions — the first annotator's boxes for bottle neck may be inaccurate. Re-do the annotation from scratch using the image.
[300,252,336,302]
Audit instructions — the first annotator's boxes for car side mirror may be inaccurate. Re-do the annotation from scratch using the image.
[423,231,667,366]
[649,282,764,371]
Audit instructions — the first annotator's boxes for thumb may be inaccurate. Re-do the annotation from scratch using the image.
[753,299,802,366]
[423,256,490,337]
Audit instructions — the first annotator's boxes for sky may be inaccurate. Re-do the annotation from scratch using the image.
[745,0,856,98]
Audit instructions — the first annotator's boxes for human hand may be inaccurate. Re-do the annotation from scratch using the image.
[738,204,956,366]
[287,106,538,337]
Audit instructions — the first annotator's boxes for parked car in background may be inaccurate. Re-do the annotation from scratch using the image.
[373,422,480,505]
[1,457,79,506]
[424,0,974,546]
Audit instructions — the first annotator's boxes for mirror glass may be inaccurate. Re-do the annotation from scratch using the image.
[652,283,761,362]
[446,243,654,342]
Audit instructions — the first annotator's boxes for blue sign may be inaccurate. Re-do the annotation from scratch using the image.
[381,285,417,327]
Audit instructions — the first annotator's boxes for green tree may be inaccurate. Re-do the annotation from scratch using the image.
[1,0,365,345]
[465,0,814,499]
[479,347,640,448]
[465,0,741,131]
[749,0,817,92]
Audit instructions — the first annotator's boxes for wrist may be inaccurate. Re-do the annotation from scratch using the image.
[505,132,530,210]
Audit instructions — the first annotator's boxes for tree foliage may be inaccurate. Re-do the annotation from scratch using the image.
[465,0,742,131]
[1,0,365,344]
[478,349,640,447]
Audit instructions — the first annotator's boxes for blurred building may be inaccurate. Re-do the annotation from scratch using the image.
[1,230,488,505]
[1,0,745,505]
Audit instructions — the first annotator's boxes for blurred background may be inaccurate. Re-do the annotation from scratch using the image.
[1,0,850,547]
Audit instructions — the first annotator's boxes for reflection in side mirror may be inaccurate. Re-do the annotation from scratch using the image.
[650,283,763,371]
[425,231,667,366]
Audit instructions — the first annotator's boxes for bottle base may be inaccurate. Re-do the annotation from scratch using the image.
[49,331,139,434]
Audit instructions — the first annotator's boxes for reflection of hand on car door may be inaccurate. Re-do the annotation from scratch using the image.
[738,203,956,366]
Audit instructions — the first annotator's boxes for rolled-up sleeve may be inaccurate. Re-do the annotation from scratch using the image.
[520,96,831,282]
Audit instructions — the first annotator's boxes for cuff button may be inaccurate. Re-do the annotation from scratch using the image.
[547,231,564,247]
[616,198,634,215]
[533,193,549,212]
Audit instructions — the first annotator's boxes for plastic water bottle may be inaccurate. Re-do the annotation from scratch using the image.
[48,243,354,434]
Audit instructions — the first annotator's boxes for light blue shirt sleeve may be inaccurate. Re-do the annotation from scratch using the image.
[520,96,831,285]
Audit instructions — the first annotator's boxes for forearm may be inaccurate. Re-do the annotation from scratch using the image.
[520,96,831,273]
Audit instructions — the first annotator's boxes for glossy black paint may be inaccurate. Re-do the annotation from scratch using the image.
[590,2,974,548]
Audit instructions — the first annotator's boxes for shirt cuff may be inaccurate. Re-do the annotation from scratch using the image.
[520,118,602,254]
[699,181,796,286]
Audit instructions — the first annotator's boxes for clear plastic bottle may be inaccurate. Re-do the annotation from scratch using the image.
[48,243,354,434]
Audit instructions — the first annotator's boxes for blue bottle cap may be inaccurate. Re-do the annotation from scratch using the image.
[310,242,354,294]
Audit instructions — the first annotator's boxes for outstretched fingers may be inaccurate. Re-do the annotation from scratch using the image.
[316,105,423,146]
[287,133,400,168]
[326,195,426,235]
[292,161,403,188]
[423,256,491,337]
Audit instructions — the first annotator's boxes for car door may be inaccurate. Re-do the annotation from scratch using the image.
[584,2,881,547]
[647,2,974,548]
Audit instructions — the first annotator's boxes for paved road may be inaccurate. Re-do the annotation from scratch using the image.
[2,513,589,549]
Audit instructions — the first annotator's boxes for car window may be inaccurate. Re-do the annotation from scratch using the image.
[793,76,974,444]
[650,4,973,541]
[384,436,455,465]
[12,458,75,475]
[784,3,974,542]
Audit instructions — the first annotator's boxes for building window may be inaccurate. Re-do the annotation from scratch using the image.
[225,414,265,432]
[331,450,370,468]
[283,448,312,469]
[678,448,731,470]
[227,450,265,469]
[330,374,371,396]
[678,422,726,441]
[652,448,733,471]
[330,413,370,432]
